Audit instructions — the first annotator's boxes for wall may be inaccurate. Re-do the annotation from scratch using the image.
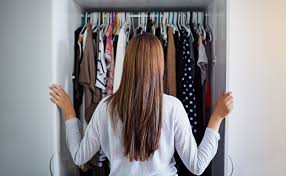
[227,0,286,175]
[51,0,82,175]
[0,0,53,175]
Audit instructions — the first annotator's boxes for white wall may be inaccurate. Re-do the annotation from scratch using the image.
[0,0,53,175]
[51,0,82,175]
[227,0,286,175]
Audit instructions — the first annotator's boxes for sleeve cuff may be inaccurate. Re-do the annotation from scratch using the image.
[65,118,81,126]
[206,127,221,140]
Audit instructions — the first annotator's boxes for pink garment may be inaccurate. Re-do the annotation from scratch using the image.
[105,25,115,95]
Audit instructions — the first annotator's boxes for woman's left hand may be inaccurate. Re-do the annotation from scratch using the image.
[49,84,76,120]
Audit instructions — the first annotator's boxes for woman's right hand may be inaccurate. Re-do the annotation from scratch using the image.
[213,92,234,120]
[49,84,76,120]
[208,92,234,130]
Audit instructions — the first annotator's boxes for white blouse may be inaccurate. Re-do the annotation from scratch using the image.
[65,94,220,176]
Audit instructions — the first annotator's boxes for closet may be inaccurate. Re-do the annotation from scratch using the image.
[51,0,227,175]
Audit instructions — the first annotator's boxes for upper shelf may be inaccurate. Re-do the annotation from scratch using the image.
[74,0,213,11]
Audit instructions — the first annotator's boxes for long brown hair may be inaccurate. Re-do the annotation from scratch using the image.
[106,33,164,161]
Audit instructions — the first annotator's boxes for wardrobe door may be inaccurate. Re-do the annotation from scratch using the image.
[228,0,286,175]
[0,0,53,175]
[207,0,227,175]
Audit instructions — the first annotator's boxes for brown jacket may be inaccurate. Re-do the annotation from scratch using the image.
[166,27,177,96]
[79,24,100,122]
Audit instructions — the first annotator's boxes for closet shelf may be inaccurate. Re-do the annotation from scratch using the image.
[74,0,213,11]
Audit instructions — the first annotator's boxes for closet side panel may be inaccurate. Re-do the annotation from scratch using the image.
[51,0,81,175]
[207,0,227,175]
[0,0,53,175]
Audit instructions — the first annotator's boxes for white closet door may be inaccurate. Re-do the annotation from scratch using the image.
[228,0,286,175]
[0,0,53,175]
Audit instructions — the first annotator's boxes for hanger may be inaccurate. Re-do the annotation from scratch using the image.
[181,12,192,40]
[133,13,139,34]
[173,12,178,32]
[115,12,121,35]
[143,12,146,32]
[204,12,212,42]
[195,12,201,35]
[160,12,163,36]
[191,12,195,26]
[112,12,116,34]
[187,12,194,42]
[150,12,157,35]
[126,12,134,35]
[168,12,172,30]
[166,12,172,32]
[104,12,111,35]
[173,12,178,36]
[198,12,206,39]
[125,12,132,40]
[92,12,99,32]
[100,12,105,30]
[80,12,88,34]
[167,12,170,25]
[163,12,168,40]
[102,12,108,34]
[136,12,144,34]
[146,12,148,32]
[177,12,181,30]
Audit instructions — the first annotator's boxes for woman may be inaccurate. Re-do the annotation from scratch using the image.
[49,34,233,176]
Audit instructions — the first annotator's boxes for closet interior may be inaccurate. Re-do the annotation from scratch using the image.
[51,0,227,175]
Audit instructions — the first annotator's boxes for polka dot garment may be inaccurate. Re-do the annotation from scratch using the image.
[179,28,199,134]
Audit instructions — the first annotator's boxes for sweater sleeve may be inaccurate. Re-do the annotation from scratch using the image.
[65,105,101,166]
[174,100,220,175]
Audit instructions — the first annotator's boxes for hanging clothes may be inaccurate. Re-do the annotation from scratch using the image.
[200,32,214,176]
[174,30,183,98]
[73,11,216,176]
[174,26,213,176]
[82,28,88,52]
[204,31,214,115]
[79,24,98,123]
[113,34,119,61]
[105,25,115,95]
[95,29,108,91]
[166,26,176,96]
[77,27,109,176]
[197,35,209,85]
[113,23,128,93]
[177,27,201,136]
[196,31,214,134]
[190,26,205,144]
[146,16,153,33]
[73,27,84,119]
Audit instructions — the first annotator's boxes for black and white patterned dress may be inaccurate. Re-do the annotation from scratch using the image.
[177,28,199,135]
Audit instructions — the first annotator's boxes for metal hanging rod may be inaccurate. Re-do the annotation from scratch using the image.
[81,11,211,17]
[82,7,207,12]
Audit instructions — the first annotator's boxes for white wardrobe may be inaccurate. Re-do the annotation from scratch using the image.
[2,0,286,175]
[51,0,227,175]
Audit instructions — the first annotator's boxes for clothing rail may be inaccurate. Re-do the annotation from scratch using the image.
[81,12,211,18]
[81,11,210,27]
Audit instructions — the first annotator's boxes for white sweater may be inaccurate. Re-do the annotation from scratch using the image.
[113,24,128,93]
[65,94,220,176]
